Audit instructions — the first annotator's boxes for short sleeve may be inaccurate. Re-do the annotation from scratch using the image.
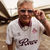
[39,21,45,33]
[38,21,45,40]
[6,24,13,45]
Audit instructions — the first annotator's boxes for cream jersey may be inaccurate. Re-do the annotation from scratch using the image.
[6,17,44,50]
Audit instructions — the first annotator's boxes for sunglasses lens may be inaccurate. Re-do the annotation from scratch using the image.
[20,9,26,13]
[20,9,33,14]
[28,10,33,13]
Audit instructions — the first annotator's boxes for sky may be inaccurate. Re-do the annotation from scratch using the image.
[3,0,50,16]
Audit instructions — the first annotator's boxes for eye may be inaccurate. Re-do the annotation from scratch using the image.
[28,10,33,13]
[20,9,26,13]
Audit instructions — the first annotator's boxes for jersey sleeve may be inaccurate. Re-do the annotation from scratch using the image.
[38,20,45,41]
[6,24,13,45]
[32,17,45,32]
[39,21,45,33]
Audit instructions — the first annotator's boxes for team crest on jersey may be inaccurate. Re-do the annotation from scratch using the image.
[32,28,37,34]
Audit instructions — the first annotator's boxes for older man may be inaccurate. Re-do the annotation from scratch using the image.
[6,0,50,50]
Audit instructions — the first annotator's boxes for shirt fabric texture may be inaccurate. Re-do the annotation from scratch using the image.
[6,17,44,50]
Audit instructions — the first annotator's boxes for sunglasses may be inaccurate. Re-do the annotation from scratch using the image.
[19,9,33,14]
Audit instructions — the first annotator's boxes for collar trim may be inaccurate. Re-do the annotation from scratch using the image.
[18,18,32,28]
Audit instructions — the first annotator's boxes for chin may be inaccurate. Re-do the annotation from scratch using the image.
[23,20,29,23]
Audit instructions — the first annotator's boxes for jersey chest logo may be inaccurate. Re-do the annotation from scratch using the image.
[19,38,38,46]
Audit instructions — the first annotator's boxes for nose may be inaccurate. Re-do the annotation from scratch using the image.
[24,11,28,15]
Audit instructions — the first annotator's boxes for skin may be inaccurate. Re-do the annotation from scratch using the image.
[18,2,33,26]
[33,9,50,36]
[7,2,34,50]
[7,1,50,50]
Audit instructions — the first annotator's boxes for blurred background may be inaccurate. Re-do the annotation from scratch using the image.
[0,0,50,50]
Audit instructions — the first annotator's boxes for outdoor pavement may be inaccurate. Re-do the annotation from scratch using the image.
[0,24,50,50]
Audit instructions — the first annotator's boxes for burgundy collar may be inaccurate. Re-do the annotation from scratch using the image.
[18,18,32,28]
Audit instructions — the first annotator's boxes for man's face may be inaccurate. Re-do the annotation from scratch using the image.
[18,2,33,24]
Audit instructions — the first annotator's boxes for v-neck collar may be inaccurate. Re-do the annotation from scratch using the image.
[18,18,32,28]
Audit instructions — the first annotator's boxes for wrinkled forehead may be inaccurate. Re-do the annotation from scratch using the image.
[18,2,33,10]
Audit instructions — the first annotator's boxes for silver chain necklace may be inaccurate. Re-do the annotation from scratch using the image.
[21,26,29,31]
[18,20,29,31]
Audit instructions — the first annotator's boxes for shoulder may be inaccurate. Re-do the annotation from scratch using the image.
[31,17,39,24]
[7,18,19,28]
[31,17,44,28]
[31,17,39,22]
[31,17,43,25]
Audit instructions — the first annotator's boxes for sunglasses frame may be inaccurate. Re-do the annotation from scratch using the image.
[19,9,33,14]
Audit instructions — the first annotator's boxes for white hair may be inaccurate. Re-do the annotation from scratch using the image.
[17,0,34,9]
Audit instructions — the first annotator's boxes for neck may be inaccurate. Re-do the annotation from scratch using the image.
[19,19,30,27]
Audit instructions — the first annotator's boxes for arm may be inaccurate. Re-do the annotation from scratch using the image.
[6,24,14,50]
[7,38,14,50]
[33,9,50,36]
[7,43,13,50]
[42,19,50,36]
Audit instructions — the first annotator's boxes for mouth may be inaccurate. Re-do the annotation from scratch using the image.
[23,16,29,20]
